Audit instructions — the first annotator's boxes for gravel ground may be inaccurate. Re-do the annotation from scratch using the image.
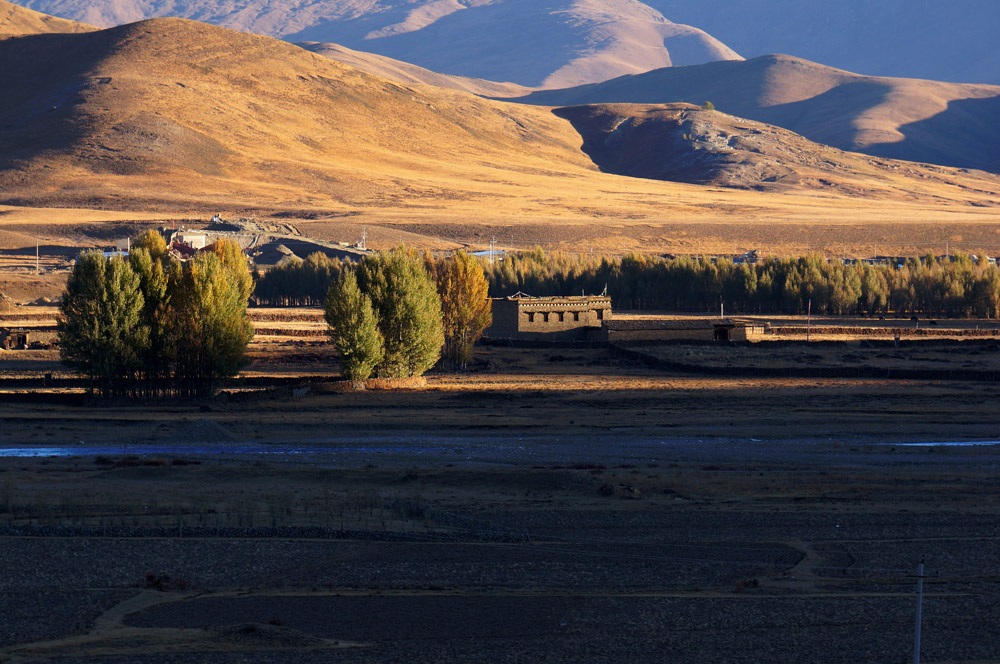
[59,594,1000,663]
[3,434,1000,662]
[0,588,133,648]
[3,503,999,662]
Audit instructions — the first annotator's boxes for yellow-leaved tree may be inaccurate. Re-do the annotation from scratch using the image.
[437,250,492,370]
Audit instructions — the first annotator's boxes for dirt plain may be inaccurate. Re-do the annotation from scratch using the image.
[2,317,1000,662]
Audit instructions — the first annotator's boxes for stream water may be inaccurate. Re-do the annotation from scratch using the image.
[2,435,999,467]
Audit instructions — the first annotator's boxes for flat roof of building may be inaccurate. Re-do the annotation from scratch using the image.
[497,294,610,303]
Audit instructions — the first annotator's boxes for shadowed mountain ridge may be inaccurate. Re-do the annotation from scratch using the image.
[515,55,1000,172]
[551,103,1000,198]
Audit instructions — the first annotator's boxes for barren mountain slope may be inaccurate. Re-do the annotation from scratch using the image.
[0,0,94,38]
[9,0,743,88]
[1,13,999,260]
[0,17,603,210]
[517,55,1000,172]
[299,41,534,98]
[553,103,1000,199]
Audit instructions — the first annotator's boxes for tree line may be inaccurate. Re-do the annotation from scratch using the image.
[252,247,1000,317]
[256,247,1000,317]
[480,250,1000,317]
[58,232,254,398]
[252,252,348,306]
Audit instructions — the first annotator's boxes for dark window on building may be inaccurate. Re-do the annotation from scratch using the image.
[573,312,580,322]
[596,309,604,320]
[558,312,564,322]
[527,312,534,323]
[543,313,549,323]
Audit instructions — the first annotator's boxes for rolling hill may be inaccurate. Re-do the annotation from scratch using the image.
[0,0,94,38]
[515,55,1000,173]
[7,0,743,88]
[0,15,601,210]
[551,103,994,197]
[299,41,534,98]
[1,12,1000,260]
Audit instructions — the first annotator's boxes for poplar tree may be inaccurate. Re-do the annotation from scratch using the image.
[437,250,492,369]
[129,231,172,394]
[355,249,444,378]
[208,238,254,302]
[172,252,254,398]
[324,270,384,385]
[58,251,148,397]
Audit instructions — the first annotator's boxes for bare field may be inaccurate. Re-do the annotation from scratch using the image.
[2,395,1000,662]
[4,314,1000,662]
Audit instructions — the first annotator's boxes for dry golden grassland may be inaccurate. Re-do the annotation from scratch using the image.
[2,18,1000,262]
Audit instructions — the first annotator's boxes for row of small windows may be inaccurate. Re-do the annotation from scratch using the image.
[526,310,604,323]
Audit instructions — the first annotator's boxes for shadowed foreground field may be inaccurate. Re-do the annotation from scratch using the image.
[2,345,1000,661]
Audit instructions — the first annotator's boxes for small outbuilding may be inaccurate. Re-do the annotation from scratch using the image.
[0,328,28,349]
[0,328,58,349]
[175,232,208,250]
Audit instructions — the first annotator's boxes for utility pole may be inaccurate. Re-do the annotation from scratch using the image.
[913,557,925,664]
[360,227,367,251]
[807,298,812,342]
[35,239,39,274]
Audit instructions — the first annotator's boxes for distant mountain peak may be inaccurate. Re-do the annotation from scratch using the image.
[7,0,743,88]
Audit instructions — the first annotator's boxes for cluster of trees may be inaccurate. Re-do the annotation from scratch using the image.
[252,253,348,306]
[324,249,491,384]
[58,233,254,398]
[481,250,1000,317]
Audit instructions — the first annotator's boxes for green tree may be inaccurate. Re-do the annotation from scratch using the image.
[356,249,444,378]
[208,238,253,303]
[324,270,384,384]
[861,265,889,314]
[437,250,492,369]
[172,252,254,398]
[129,231,173,395]
[58,251,149,397]
[971,269,1000,318]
